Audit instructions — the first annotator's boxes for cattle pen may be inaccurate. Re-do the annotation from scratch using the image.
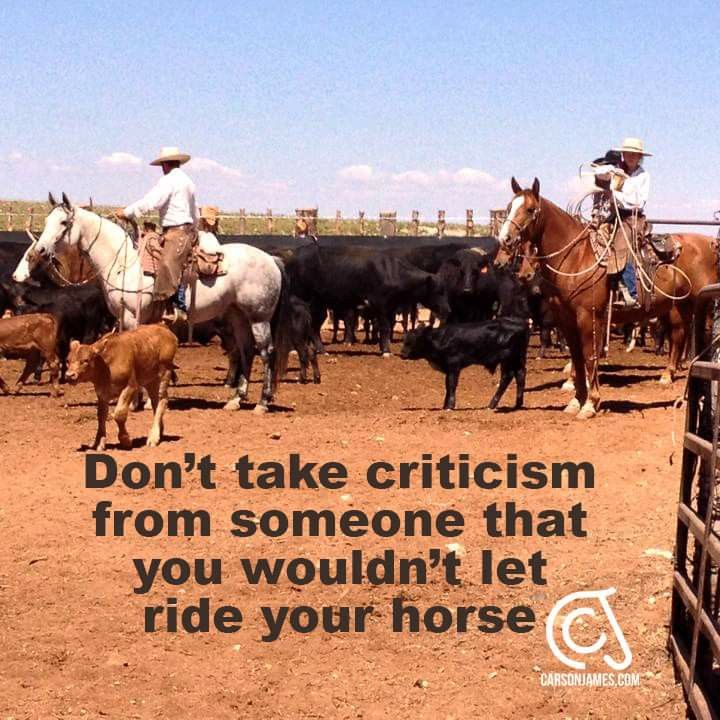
[1,204,720,719]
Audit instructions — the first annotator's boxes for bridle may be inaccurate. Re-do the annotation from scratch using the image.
[501,197,542,256]
[31,206,104,285]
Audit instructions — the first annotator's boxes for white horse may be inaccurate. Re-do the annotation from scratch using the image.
[16,193,292,411]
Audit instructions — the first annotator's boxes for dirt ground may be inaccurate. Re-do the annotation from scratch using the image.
[0,329,692,720]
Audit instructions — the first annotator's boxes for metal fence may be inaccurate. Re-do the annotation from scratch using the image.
[669,283,720,719]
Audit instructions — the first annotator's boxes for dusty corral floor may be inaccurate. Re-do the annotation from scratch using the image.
[0,331,690,719]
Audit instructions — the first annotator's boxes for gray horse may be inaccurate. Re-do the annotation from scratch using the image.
[17,193,292,411]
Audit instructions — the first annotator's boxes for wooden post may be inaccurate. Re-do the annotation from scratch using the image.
[294,208,318,236]
[7,203,13,232]
[239,208,246,235]
[411,210,420,236]
[379,211,397,237]
[359,211,366,236]
[335,210,342,234]
[466,209,474,237]
[266,209,274,233]
[25,207,34,232]
[489,208,508,236]
[437,210,446,238]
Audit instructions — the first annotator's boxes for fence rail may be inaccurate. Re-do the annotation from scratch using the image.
[0,202,492,238]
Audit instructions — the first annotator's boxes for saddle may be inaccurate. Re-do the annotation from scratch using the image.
[192,246,227,277]
[648,232,681,263]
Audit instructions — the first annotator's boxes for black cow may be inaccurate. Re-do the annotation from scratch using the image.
[401,263,532,410]
[437,248,498,323]
[286,244,451,355]
[400,318,530,411]
[392,238,499,273]
[11,284,115,380]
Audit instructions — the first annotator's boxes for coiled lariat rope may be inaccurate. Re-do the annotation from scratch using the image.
[610,191,692,302]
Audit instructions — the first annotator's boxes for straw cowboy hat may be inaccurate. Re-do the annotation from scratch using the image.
[612,137,653,157]
[200,205,220,227]
[149,146,191,166]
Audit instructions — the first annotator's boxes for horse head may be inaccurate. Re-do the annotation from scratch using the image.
[498,177,542,257]
[31,192,79,270]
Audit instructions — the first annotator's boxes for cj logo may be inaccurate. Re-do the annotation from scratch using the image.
[546,587,632,671]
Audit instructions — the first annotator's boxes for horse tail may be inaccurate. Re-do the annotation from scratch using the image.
[271,258,293,388]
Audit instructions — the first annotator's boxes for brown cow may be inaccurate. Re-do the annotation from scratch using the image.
[66,324,178,450]
[0,313,61,396]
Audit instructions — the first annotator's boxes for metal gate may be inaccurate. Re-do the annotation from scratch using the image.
[670,283,720,719]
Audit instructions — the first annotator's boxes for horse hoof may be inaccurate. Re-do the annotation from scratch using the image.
[563,398,581,415]
[576,402,597,420]
[146,434,160,448]
[223,397,241,411]
[561,379,575,392]
[118,436,132,450]
[562,361,572,375]
[659,373,673,386]
[382,352,391,358]
[144,398,153,410]
[253,404,269,415]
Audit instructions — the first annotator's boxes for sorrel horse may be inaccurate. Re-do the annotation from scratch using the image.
[498,178,718,419]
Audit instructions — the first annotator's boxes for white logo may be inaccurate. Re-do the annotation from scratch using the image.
[546,587,632,671]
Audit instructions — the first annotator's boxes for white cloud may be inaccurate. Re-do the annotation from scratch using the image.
[391,170,432,187]
[337,164,376,183]
[187,156,244,180]
[97,152,142,168]
[451,167,497,186]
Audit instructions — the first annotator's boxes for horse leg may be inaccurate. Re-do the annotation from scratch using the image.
[562,324,586,416]
[661,304,690,385]
[576,310,601,419]
[251,320,275,413]
[224,310,253,410]
[561,361,576,392]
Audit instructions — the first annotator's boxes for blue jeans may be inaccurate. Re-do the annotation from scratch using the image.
[621,260,637,299]
[173,284,188,311]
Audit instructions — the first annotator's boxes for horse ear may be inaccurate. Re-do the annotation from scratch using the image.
[531,178,540,199]
[48,192,57,207]
[61,192,72,209]
[511,176,522,194]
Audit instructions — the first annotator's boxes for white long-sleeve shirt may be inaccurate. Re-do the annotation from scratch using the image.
[612,165,650,211]
[124,167,199,228]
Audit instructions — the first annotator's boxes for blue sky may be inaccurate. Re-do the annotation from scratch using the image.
[2,0,719,224]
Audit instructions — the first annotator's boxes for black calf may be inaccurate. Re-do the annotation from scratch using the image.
[400,318,530,410]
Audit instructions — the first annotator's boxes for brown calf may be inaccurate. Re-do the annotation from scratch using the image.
[67,324,178,450]
[0,313,61,397]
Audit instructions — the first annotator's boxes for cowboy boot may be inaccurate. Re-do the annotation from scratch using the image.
[617,282,640,309]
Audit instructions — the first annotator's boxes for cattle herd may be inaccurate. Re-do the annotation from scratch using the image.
[0,231,653,448]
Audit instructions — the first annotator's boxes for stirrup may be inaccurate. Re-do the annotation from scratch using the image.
[162,307,187,324]
[614,285,640,310]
